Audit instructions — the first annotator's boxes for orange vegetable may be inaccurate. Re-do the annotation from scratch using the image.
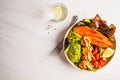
[73,26,113,48]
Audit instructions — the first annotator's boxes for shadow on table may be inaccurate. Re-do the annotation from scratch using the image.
[49,15,79,68]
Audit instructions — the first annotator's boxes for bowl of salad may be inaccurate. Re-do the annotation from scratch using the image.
[63,14,116,72]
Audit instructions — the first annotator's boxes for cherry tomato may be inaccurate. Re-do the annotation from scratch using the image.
[96,64,102,69]
[98,58,105,66]
[93,60,98,66]
[92,46,105,69]
[94,53,100,60]
[94,61,100,69]
[94,65,98,68]
[94,61,102,69]
[92,46,99,55]
[92,57,96,62]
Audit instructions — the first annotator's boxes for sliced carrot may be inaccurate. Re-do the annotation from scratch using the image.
[73,26,113,48]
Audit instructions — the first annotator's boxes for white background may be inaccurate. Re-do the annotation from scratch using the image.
[0,0,120,80]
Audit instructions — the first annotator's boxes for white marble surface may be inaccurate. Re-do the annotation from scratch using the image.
[0,0,120,80]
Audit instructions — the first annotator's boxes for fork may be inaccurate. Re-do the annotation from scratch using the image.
[51,15,78,55]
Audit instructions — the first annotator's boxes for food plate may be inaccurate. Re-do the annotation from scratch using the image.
[63,14,116,72]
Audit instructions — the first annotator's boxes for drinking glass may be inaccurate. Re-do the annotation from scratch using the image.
[50,3,68,21]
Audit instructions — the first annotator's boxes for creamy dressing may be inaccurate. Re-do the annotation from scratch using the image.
[52,3,67,21]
